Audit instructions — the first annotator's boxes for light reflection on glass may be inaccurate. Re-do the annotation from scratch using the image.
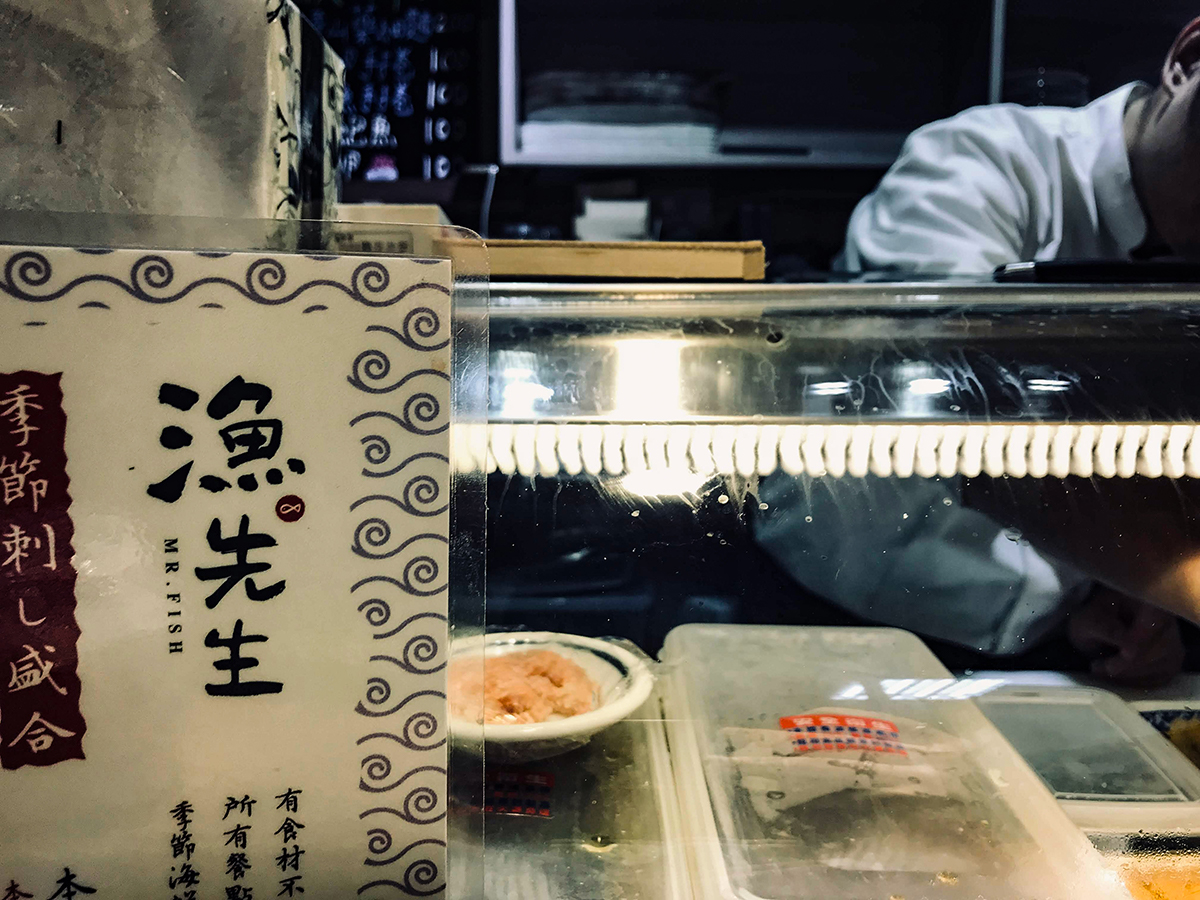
[908,377,951,395]
[831,682,869,701]
[614,339,685,418]
[620,467,709,497]
[500,378,553,417]
[864,677,1009,701]
[1027,378,1071,393]
[808,381,852,396]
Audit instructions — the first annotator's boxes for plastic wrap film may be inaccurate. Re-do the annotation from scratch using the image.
[0,215,487,900]
[0,0,342,221]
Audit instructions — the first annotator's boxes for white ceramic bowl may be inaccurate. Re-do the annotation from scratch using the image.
[449,631,656,760]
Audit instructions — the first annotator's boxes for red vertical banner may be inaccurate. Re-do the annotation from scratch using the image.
[0,371,84,769]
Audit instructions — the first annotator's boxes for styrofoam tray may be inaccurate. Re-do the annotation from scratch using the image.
[980,686,1200,836]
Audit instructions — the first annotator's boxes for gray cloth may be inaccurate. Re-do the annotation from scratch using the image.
[754,473,1090,656]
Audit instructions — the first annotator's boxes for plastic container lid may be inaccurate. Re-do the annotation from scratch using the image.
[481,693,690,900]
[659,624,1132,900]
[979,686,1200,836]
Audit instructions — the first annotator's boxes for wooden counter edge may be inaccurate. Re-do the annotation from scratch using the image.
[483,240,766,281]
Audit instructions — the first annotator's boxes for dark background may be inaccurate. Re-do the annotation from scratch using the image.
[300,0,1200,274]
[299,1,1200,675]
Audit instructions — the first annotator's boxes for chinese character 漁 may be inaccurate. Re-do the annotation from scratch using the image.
[148,378,305,503]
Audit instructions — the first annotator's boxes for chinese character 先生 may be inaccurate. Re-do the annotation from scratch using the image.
[204,620,282,697]
[194,516,285,609]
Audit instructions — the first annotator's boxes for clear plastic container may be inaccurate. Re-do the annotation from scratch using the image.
[979,687,1200,837]
[481,694,690,900]
[660,624,1133,900]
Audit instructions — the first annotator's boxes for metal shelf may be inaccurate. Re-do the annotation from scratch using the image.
[499,0,1002,170]
[500,142,906,170]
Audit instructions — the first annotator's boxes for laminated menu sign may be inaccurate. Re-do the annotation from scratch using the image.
[0,244,455,899]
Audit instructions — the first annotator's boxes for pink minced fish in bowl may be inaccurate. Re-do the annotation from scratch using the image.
[449,649,599,725]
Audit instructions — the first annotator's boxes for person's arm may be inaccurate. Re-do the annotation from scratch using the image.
[962,475,1200,626]
[839,110,1042,275]
[754,473,1088,656]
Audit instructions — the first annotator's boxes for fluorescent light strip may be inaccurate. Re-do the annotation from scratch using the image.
[454,422,1200,479]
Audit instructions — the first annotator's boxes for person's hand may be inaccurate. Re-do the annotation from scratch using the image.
[1067,587,1185,687]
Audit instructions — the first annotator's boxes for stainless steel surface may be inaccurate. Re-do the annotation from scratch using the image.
[499,0,520,167]
[491,281,1200,310]
[989,0,1007,105]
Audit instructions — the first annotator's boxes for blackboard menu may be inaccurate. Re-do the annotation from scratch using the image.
[300,0,486,187]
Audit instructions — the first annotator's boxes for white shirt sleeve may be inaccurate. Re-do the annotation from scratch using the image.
[838,109,1051,275]
[754,473,1090,656]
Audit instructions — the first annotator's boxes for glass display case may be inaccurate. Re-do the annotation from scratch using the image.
[465,281,1200,899]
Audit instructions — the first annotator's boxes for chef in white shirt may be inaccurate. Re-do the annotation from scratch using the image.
[839,18,1200,274]
[759,18,1200,685]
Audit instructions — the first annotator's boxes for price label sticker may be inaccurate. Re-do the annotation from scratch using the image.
[484,769,555,818]
[779,714,906,756]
